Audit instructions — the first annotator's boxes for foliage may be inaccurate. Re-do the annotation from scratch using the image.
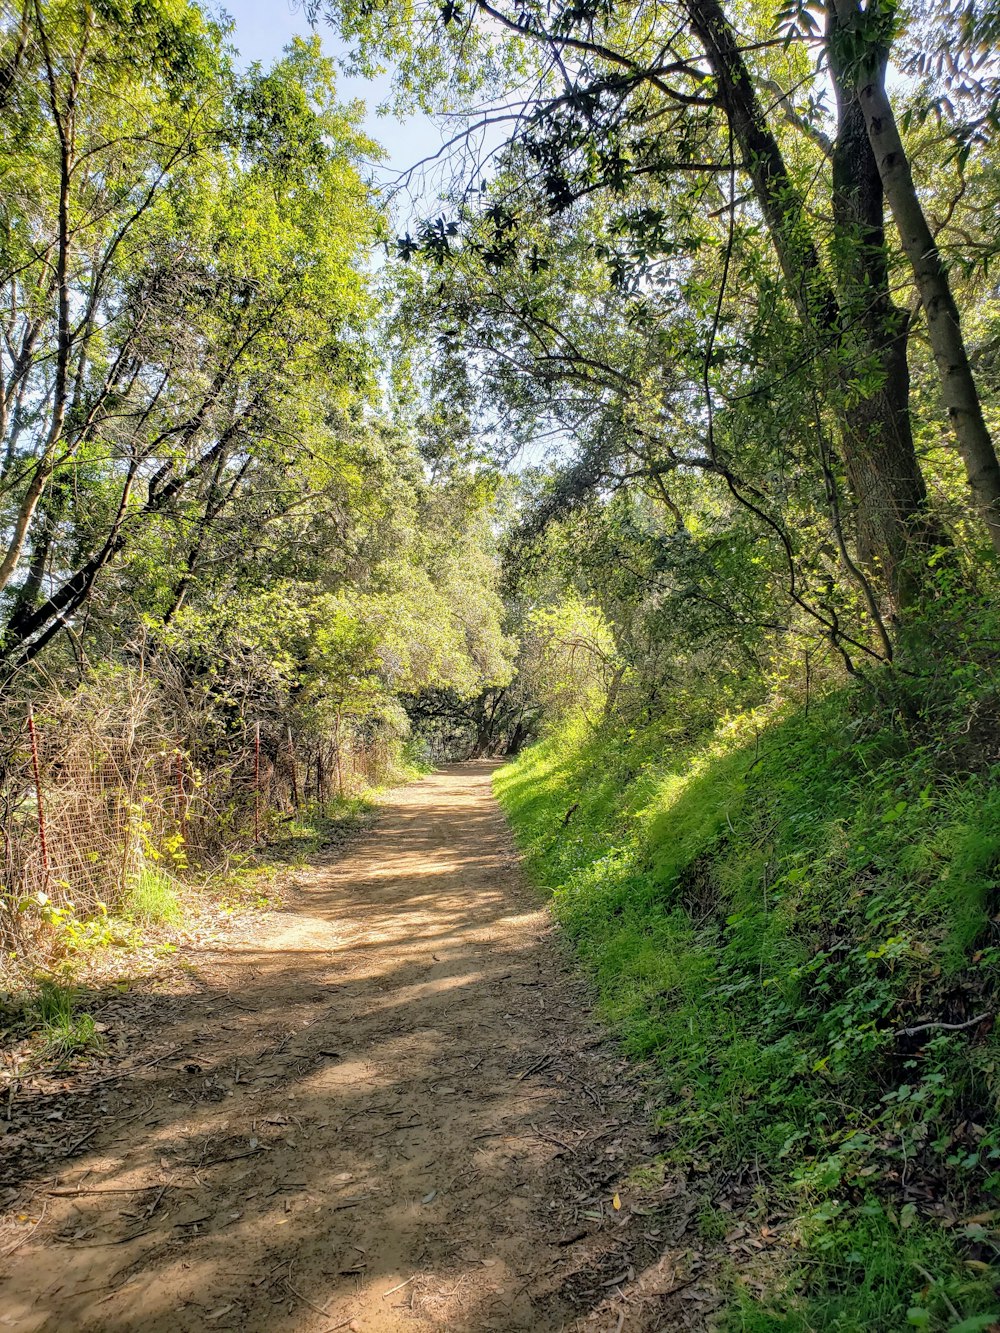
[0,0,519,983]
[124,867,182,927]
[496,643,1000,1327]
[3,0,1000,1322]
[28,979,103,1060]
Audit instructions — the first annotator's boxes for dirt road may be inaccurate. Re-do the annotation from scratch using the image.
[1,763,709,1330]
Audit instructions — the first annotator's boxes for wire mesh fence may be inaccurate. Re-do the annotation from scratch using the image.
[0,680,395,953]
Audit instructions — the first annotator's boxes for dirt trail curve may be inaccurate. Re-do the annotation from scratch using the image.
[1,762,711,1331]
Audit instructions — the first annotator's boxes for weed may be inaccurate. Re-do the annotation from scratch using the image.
[697,1203,729,1242]
[124,864,182,925]
[727,1209,999,1331]
[496,687,1000,1325]
[31,979,103,1059]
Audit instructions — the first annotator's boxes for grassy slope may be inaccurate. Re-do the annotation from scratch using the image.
[495,697,1000,1330]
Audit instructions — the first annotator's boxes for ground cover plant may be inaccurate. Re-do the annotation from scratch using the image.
[496,650,1000,1328]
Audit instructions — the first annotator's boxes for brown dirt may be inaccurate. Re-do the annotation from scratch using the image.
[1,762,714,1331]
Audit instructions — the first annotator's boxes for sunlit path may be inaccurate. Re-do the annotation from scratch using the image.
[1,765,702,1332]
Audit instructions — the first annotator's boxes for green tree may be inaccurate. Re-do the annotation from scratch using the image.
[317,0,1000,609]
[0,6,379,672]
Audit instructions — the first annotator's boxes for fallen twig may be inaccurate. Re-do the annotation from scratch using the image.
[63,1228,154,1247]
[382,1275,416,1298]
[283,1278,329,1318]
[528,1122,575,1153]
[1,1201,46,1257]
[516,1052,553,1081]
[659,1276,699,1299]
[111,1098,156,1128]
[84,1048,182,1089]
[913,1263,960,1322]
[566,1071,604,1113]
[894,1013,990,1038]
[44,1184,178,1198]
[196,1147,264,1168]
[63,1125,101,1156]
[146,1184,170,1217]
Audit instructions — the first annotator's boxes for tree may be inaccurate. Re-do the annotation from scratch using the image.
[828,0,1000,553]
[317,0,1000,609]
[0,6,380,673]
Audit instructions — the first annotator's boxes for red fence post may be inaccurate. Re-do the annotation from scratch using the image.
[27,705,49,876]
[253,721,261,843]
[176,748,186,839]
[288,726,299,809]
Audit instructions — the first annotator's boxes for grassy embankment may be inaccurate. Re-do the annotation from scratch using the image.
[495,683,1000,1330]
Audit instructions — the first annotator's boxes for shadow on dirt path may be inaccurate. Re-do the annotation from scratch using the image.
[1,762,714,1331]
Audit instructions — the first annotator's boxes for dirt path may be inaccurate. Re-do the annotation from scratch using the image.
[1,763,712,1331]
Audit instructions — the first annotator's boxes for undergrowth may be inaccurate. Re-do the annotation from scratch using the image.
[124,865,183,926]
[495,668,1000,1329]
[2,793,379,1070]
[24,979,104,1062]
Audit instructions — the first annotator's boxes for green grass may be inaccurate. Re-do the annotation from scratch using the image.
[31,979,103,1059]
[729,1208,997,1331]
[124,864,183,925]
[495,693,1000,1330]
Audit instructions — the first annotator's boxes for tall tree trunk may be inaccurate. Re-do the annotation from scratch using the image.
[826,5,940,605]
[839,19,1000,556]
[0,1,32,118]
[686,0,941,606]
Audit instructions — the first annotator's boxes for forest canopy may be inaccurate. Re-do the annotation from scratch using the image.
[0,0,516,777]
[315,0,1000,699]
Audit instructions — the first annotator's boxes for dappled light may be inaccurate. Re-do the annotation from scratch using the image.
[2,766,710,1331]
[3,0,1000,1322]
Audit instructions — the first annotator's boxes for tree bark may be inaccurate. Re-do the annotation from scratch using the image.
[686,0,942,606]
[826,4,941,604]
[846,39,1000,556]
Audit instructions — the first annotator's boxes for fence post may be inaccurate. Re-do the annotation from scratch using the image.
[27,704,49,876]
[253,721,261,843]
[288,726,299,809]
[176,748,187,840]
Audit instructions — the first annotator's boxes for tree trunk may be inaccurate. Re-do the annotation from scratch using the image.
[827,6,942,604]
[849,44,1000,556]
[686,0,942,607]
